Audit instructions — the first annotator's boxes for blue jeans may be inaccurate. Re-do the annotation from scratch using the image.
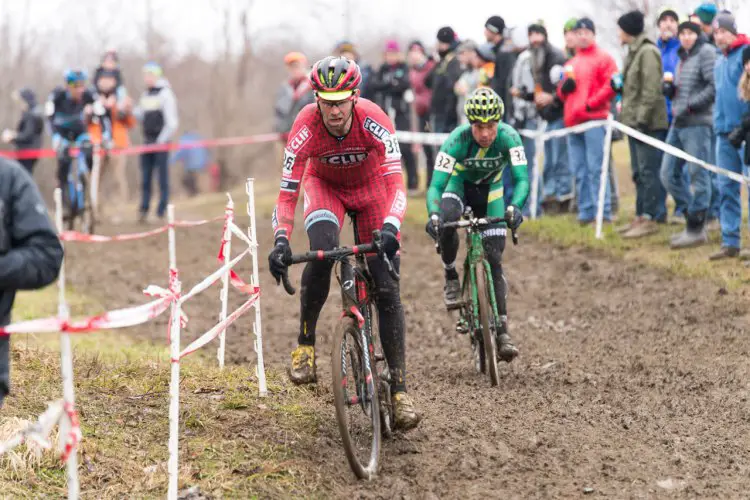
[716,134,748,249]
[140,151,170,217]
[542,119,572,201]
[660,125,712,222]
[708,133,720,220]
[628,129,667,220]
[567,126,611,222]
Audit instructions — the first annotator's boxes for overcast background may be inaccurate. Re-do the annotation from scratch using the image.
[3,0,748,66]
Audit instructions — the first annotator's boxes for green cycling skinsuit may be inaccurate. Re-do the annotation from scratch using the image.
[426,120,530,358]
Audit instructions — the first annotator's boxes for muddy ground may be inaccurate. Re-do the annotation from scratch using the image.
[63,208,750,499]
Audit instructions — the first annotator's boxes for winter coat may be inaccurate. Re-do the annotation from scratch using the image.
[274,77,314,135]
[672,39,716,128]
[557,42,617,127]
[370,62,412,117]
[620,34,668,131]
[657,36,681,122]
[408,59,436,117]
[714,35,750,134]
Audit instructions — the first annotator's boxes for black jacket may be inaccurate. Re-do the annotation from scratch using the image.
[0,159,63,397]
[426,46,463,129]
[371,62,411,117]
[491,41,518,123]
[529,42,567,122]
[13,89,44,151]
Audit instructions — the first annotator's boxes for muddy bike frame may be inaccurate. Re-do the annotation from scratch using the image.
[434,210,517,384]
[280,227,399,478]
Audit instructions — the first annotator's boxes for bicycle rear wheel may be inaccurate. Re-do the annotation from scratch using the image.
[331,316,381,479]
[476,262,499,386]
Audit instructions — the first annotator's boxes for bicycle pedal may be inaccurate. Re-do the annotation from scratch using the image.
[446,301,464,311]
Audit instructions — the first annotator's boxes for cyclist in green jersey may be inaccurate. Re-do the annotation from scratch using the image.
[425,87,529,361]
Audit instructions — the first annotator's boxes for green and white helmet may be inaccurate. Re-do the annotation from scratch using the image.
[464,87,504,123]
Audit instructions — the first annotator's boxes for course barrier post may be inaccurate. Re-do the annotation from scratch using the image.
[530,123,547,220]
[217,195,234,369]
[596,114,615,240]
[54,188,79,500]
[246,178,267,397]
[166,204,182,500]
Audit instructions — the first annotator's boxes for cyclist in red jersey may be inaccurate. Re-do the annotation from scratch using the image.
[268,56,419,430]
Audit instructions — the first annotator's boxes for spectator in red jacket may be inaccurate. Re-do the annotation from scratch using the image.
[558,18,618,224]
[407,40,436,188]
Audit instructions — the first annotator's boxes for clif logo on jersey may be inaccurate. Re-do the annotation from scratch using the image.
[363,117,389,140]
[288,126,312,151]
[320,151,369,165]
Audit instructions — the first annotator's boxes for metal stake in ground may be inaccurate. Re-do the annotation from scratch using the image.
[218,194,234,369]
[166,204,183,500]
[54,188,80,500]
[246,178,268,397]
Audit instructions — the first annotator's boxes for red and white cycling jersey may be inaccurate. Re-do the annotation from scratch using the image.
[272,98,406,244]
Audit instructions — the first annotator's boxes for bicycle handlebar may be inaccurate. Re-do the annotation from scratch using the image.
[279,230,400,295]
[433,216,519,247]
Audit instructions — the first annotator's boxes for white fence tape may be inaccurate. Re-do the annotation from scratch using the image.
[397,117,747,241]
[1,182,265,499]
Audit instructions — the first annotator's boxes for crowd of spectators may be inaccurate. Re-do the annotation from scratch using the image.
[277,3,750,260]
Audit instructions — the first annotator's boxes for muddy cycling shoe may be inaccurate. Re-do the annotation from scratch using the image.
[289,345,317,385]
[443,278,461,310]
[497,334,519,362]
[392,392,420,431]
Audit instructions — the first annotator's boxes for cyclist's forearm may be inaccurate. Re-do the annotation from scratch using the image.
[509,164,530,209]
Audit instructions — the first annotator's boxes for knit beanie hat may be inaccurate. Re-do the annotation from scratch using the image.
[617,11,645,37]
[678,20,702,37]
[528,23,548,39]
[575,18,596,33]
[712,12,737,36]
[694,3,718,25]
[437,26,456,43]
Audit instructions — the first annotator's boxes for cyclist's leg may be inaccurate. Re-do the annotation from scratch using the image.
[347,179,417,427]
[482,172,518,360]
[437,175,466,278]
[298,176,345,347]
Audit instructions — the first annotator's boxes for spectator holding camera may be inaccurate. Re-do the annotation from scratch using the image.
[660,19,716,249]
[615,10,669,239]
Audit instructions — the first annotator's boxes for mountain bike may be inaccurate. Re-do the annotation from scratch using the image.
[434,208,517,386]
[281,223,399,480]
[62,133,96,234]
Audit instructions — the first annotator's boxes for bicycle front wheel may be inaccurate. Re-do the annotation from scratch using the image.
[476,262,499,386]
[331,316,381,479]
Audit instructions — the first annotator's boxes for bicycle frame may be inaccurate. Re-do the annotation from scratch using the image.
[460,223,501,334]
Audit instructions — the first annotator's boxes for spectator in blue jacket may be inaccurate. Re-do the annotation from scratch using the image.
[171,132,208,197]
[709,13,750,261]
[656,7,687,223]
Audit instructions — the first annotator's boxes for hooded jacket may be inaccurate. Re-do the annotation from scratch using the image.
[620,34,669,131]
[714,35,750,134]
[557,42,617,127]
[135,78,179,144]
[672,38,716,127]
[12,89,44,151]
[274,76,313,135]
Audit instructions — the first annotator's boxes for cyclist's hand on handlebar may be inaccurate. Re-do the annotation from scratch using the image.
[505,205,524,231]
[425,213,443,241]
[268,236,292,285]
[379,223,400,259]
